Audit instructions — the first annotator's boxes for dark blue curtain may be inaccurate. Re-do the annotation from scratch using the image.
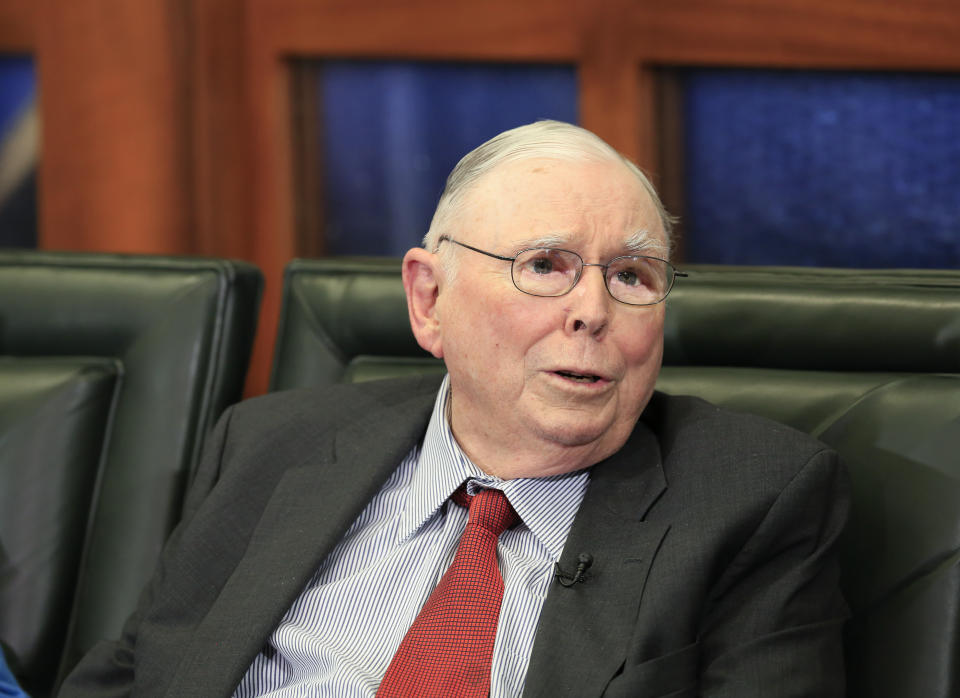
[683,69,960,268]
[318,61,577,256]
[0,56,37,249]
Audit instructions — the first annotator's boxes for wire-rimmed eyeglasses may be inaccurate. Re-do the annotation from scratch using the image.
[438,236,686,306]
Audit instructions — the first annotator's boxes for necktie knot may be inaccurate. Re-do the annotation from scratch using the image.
[453,486,518,538]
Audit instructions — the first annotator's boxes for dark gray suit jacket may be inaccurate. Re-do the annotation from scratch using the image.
[61,374,848,697]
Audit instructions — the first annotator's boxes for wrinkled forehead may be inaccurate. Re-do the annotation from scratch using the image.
[462,156,667,254]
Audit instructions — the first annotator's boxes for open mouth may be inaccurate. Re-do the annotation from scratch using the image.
[554,370,603,383]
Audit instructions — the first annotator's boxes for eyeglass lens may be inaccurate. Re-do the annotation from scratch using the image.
[512,248,673,305]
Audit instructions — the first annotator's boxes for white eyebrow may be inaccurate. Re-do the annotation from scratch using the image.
[515,234,568,250]
[515,230,669,258]
[624,230,668,258]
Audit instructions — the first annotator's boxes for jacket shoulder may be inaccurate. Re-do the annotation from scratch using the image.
[226,374,443,442]
[644,390,830,462]
[641,390,840,504]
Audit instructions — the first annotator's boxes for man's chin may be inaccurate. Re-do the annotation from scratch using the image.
[530,414,621,450]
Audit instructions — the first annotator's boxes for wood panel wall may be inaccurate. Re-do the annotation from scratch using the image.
[2,0,958,394]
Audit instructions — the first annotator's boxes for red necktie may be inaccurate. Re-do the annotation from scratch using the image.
[377,486,519,698]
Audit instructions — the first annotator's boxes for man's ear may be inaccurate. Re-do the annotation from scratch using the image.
[402,247,445,359]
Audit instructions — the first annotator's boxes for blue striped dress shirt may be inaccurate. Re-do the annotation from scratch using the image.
[233,375,590,697]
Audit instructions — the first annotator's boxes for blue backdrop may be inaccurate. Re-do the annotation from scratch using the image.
[0,56,37,249]
[318,60,578,256]
[683,69,960,268]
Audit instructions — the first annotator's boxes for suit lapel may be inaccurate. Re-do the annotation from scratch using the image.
[164,384,438,697]
[524,421,669,697]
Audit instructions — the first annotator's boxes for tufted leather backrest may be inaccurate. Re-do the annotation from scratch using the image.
[0,357,120,695]
[272,257,960,698]
[0,251,262,697]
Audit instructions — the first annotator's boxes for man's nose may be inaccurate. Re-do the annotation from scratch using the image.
[563,265,611,337]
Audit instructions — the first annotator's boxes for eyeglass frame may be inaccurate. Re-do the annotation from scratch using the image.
[437,235,687,306]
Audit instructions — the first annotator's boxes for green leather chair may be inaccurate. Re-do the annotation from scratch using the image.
[0,250,262,697]
[272,257,960,698]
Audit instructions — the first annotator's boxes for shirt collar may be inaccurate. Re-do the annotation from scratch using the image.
[399,375,590,561]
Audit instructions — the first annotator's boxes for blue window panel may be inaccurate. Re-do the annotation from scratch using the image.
[683,70,960,268]
[318,61,577,256]
[0,56,38,249]
[0,56,34,132]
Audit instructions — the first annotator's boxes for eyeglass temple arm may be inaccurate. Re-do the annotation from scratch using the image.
[438,236,515,262]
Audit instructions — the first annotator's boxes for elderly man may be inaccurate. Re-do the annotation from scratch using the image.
[61,121,847,697]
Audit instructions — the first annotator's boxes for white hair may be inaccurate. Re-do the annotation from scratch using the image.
[422,120,676,277]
